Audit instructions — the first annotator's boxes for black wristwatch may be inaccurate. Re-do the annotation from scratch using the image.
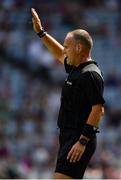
[79,138,88,146]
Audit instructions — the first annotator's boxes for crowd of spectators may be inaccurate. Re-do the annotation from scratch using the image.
[0,0,121,178]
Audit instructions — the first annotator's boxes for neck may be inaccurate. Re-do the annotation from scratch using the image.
[75,54,92,67]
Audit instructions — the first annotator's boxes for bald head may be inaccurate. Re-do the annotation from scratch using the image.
[70,29,93,52]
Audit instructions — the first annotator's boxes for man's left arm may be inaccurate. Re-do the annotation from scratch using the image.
[67,104,104,163]
[79,103,104,141]
[83,104,104,130]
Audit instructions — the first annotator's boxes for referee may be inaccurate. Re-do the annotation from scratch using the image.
[31,8,105,179]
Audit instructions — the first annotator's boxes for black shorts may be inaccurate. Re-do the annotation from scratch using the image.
[55,129,97,179]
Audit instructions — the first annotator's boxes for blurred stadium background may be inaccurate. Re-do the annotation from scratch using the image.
[0,0,121,178]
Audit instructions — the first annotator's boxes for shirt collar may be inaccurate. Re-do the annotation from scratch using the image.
[74,60,97,70]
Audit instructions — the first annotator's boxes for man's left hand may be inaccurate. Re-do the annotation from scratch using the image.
[67,141,86,163]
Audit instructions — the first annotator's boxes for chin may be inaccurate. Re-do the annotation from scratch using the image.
[67,58,73,65]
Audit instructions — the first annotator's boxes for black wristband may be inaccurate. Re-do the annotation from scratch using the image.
[82,124,100,139]
[37,28,47,38]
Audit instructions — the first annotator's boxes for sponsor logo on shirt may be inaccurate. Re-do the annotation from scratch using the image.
[66,81,72,85]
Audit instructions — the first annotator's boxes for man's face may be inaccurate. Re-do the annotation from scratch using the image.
[63,33,77,65]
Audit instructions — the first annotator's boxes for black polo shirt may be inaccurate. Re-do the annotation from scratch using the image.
[57,58,105,131]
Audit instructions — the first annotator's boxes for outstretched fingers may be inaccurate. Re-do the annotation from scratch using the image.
[67,148,80,163]
[31,8,42,33]
[31,8,40,21]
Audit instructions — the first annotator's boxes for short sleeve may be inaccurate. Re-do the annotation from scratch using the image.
[81,71,105,106]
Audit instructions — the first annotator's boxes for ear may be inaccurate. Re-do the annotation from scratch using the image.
[76,43,82,53]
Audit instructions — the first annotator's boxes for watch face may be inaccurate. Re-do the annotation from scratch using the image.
[79,138,88,145]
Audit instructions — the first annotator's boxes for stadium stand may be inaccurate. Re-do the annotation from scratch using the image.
[0,0,121,178]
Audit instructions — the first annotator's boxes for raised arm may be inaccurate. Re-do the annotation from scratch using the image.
[31,8,64,64]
